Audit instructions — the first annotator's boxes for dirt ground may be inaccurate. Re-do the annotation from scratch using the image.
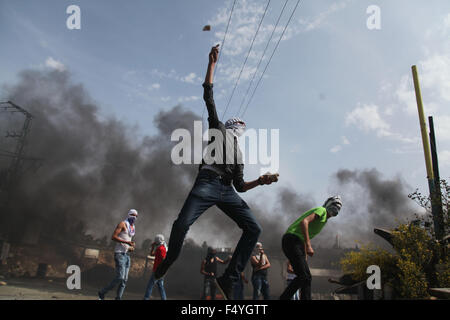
[0,276,174,300]
[0,275,346,300]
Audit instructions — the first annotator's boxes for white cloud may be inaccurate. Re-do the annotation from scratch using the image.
[330,145,342,153]
[330,136,349,153]
[434,116,450,141]
[396,15,450,116]
[345,103,416,143]
[218,64,257,83]
[181,72,198,84]
[395,74,417,115]
[211,0,352,55]
[295,0,352,34]
[420,54,450,102]
[45,57,66,72]
[209,0,352,83]
[149,83,160,90]
[177,96,200,103]
[346,104,390,136]
[438,150,450,167]
[151,69,201,85]
[161,96,171,102]
[343,13,450,156]
[342,136,350,145]
[425,13,450,41]
[209,0,267,57]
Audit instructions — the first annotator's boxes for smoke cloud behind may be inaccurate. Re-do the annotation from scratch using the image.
[1,69,201,246]
[314,168,420,248]
[0,69,422,255]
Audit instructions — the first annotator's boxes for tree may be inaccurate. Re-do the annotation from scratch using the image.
[408,179,450,237]
[340,179,449,299]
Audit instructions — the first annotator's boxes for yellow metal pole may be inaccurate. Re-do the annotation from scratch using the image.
[411,65,434,180]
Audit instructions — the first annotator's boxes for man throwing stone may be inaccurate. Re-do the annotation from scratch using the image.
[155,45,278,299]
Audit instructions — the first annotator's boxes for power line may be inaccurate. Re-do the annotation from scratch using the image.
[237,0,289,116]
[202,0,238,123]
[241,0,301,118]
[214,0,238,80]
[221,0,271,121]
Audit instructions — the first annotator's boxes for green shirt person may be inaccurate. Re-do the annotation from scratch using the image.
[280,196,342,300]
[286,206,328,247]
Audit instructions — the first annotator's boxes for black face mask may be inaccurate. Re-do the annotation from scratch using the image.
[206,250,216,259]
[327,205,340,217]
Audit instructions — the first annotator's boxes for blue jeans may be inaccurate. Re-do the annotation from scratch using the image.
[202,277,216,300]
[144,272,166,300]
[233,280,245,300]
[252,274,270,300]
[159,170,262,282]
[99,252,130,300]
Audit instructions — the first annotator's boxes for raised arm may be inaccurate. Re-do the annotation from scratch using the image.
[203,45,220,128]
[204,44,218,84]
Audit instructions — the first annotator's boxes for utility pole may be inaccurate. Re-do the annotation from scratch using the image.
[411,66,444,240]
[0,101,34,207]
[428,116,445,240]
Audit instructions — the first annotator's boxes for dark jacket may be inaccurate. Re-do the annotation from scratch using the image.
[200,82,246,192]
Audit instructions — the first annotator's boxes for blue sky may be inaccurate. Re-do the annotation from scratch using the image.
[1,0,450,244]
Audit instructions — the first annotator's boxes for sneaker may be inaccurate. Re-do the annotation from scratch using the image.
[98,291,105,300]
[215,276,233,300]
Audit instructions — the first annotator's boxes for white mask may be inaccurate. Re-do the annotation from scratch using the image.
[233,127,245,137]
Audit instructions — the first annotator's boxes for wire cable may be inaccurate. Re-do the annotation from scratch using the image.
[214,0,238,80]
[241,0,301,118]
[202,0,238,123]
[221,0,271,121]
[236,0,289,116]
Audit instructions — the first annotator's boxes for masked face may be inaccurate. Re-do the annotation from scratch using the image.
[128,216,137,225]
[206,248,216,259]
[327,205,340,217]
[253,243,263,255]
[233,126,245,137]
[225,119,246,138]
[154,235,164,244]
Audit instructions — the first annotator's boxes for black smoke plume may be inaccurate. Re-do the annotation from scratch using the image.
[0,69,420,256]
[0,69,204,246]
[314,168,419,248]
